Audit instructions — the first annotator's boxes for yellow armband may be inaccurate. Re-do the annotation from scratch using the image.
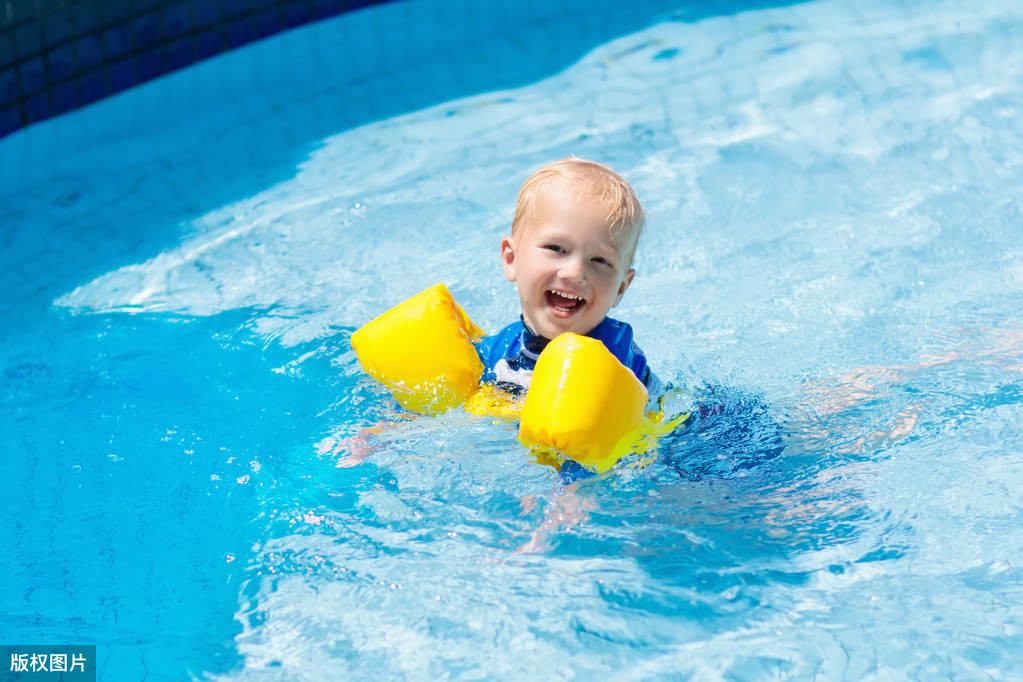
[518,333,648,472]
[351,283,485,414]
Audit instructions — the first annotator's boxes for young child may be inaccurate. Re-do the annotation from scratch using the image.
[337,158,659,470]
[475,158,661,398]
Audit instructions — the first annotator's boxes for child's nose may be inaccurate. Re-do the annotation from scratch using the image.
[558,256,586,282]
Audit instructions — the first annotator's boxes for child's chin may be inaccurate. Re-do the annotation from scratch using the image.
[540,312,588,337]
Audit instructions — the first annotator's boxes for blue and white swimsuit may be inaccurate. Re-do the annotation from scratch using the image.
[474,317,661,398]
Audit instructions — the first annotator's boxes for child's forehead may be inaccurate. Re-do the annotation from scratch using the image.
[534,178,613,221]
[528,195,636,252]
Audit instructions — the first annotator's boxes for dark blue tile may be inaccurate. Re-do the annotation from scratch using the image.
[50,80,80,115]
[222,0,251,19]
[15,23,43,59]
[313,0,345,19]
[133,11,161,50]
[43,8,75,47]
[135,47,164,81]
[104,24,132,59]
[282,1,311,27]
[0,67,18,106]
[191,0,220,28]
[47,43,75,82]
[24,92,51,122]
[194,29,223,60]
[99,0,135,25]
[79,69,108,104]
[75,34,104,71]
[8,0,37,24]
[253,8,280,40]
[107,57,139,92]
[225,15,256,49]
[18,56,46,94]
[0,105,22,137]
[164,1,192,37]
[0,32,13,69]
[164,36,194,72]
[67,2,100,35]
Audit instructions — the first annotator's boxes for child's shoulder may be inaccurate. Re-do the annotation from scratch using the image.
[592,317,660,395]
[473,320,525,381]
[474,319,522,354]
[589,316,641,359]
[590,316,633,342]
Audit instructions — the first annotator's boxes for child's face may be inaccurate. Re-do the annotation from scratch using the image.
[501,180,636,339]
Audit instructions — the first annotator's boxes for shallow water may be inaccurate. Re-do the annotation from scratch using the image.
[2,0,1023,679]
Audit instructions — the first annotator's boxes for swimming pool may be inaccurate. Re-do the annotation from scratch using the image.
[3,0,1023,678]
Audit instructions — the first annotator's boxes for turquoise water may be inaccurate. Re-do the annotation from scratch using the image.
[3,0,1023,679]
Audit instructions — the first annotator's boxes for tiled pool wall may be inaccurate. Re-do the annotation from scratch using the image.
[0,0,393,137]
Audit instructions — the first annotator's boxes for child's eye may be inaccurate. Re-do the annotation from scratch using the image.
[542,244,565,253]
[592,257,613,267]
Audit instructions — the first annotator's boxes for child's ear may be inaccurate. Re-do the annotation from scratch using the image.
[613,268,636,306]
[500,237,517,282]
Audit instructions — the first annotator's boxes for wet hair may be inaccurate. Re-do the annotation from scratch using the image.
[512,158,645,266]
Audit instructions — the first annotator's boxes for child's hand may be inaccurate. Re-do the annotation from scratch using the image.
[316,419,406,468]
[517,483,595,553]
[334,425,382,467]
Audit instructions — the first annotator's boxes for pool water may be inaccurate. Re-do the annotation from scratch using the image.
[3,0,1023,678]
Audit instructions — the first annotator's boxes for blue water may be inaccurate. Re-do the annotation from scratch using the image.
[3,0,1023,679]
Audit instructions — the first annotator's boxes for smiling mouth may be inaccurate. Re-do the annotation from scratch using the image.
[545,289,586,313]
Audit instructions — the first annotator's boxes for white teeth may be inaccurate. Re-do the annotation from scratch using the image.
[548,289,583,301]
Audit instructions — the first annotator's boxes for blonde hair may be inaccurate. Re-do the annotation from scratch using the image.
[512,158,645,265]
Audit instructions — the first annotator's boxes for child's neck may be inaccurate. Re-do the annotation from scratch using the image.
[520,317,550,355]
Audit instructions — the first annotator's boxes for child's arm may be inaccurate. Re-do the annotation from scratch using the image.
[516,481,596,554]
[318,414,414,468]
